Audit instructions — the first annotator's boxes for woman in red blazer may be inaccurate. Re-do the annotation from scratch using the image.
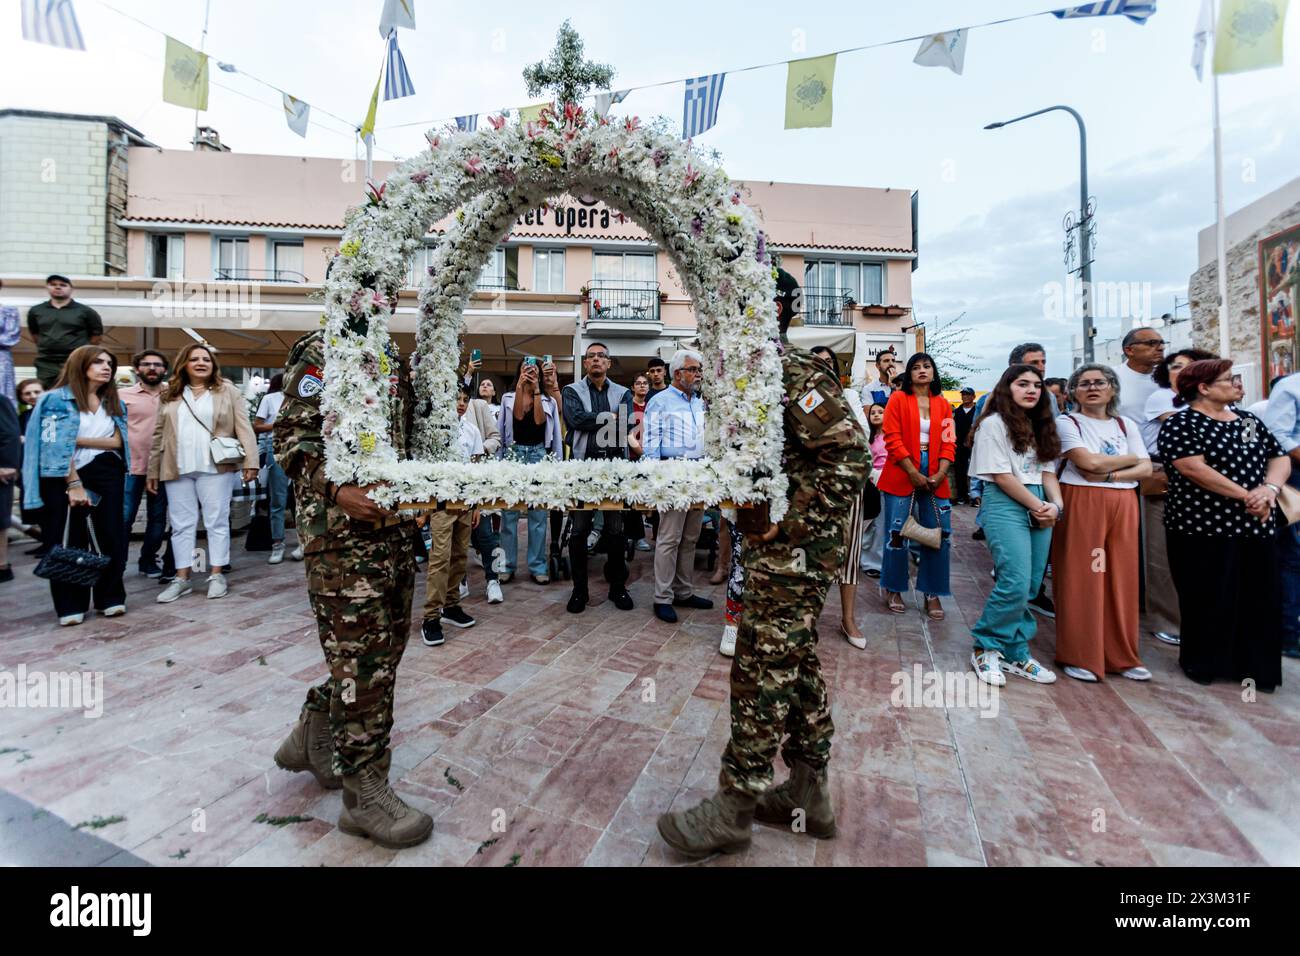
[879,353,956,619]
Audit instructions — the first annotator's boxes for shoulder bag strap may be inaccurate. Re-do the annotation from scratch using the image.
[62,506,101,554]
[180,391,216,439]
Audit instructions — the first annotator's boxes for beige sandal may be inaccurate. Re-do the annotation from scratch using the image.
[924,595,945,621]
[880,588,906,614]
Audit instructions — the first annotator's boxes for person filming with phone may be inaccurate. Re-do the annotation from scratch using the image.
[21,345,130,625]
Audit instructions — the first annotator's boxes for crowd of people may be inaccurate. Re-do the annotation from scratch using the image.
[4,272,1297,701]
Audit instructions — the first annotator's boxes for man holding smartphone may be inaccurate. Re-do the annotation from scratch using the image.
[561,342,634,614]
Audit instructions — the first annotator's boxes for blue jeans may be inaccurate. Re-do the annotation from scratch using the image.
[1278,523,1300,652]
[971,483,1052,662]
[499,443,549,576]
[260,436,289,542]
[122,474,175,575]
[969,476,986,529]
[880,454,951,597]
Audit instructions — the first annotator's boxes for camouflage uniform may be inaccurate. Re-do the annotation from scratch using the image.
[720,345,869,796]
[274,330,418,777]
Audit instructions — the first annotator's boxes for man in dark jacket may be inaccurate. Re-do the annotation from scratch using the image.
[0,394,20,582]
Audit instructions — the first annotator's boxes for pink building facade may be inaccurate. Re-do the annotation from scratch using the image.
[8,140,919,387]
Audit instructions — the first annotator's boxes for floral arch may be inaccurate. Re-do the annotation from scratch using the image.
[320,105,790,518]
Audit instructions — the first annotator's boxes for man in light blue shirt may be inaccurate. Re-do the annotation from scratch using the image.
[1262,372,1300,658]
[643,349,712,623]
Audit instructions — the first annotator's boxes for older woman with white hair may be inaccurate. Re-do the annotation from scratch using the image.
[1052,363,1152,683]
[643,348,712,624]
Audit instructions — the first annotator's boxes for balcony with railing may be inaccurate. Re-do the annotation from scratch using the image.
[214,267,308,283]
[586,280,661,325]
[802,288,856,326]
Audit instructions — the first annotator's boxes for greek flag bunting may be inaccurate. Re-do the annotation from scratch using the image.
[456,114,478,132]
[1052,1,1158,24]
[21,0,86,50]
[681,73,725,140]
[382,29,416,101]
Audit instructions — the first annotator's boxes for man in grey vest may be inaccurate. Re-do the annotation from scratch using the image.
[561,341,634,614]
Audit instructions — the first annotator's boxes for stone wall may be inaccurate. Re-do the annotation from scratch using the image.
[0,114,109,275]
[1189,197,1300,365]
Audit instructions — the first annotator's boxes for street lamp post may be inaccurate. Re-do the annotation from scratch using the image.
[985,106,1095,363]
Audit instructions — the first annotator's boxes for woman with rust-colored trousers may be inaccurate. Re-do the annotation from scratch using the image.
[1051,364,1153,683]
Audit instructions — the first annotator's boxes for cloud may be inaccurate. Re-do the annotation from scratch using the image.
[915,94,1299,386]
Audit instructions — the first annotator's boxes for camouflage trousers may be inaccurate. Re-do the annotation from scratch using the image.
[301,528,417,776]
[720,566,837,796]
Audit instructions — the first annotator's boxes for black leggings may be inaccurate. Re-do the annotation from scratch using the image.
[40,453,127,617]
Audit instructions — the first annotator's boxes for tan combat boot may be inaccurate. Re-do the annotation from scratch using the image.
[273,708,341,790]
[656,786,755,859]
[337,751,433,850]
[753,759,836,838]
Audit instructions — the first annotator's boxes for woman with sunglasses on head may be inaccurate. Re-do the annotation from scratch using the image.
[1158,359,1290,692]
[21,346,130,624]
[968,364,1064,686]
[148,342,258,602]
[878,353,956,620]
[1052,364,1152,684]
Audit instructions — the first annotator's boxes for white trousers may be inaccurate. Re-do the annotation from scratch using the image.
[166,471,232,571]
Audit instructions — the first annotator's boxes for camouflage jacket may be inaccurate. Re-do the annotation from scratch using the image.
[274,330,413,554]
[746,346,869,579]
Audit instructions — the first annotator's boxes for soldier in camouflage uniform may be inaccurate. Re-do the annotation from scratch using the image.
[658,269,869,858]
[271,324,433,850]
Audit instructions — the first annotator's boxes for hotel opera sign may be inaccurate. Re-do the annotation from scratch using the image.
[517,193,630,236]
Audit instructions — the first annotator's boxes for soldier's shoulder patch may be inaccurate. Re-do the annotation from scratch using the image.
[797,388,825,415]
[297,365,325,398]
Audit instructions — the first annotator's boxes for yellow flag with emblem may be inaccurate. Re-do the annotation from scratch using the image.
[1214,0,1290,74]
[785,54,836,129]
[162,35,209,110]
[518,102,548,124]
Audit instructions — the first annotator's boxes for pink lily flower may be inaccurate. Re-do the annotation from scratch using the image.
[488,114,506,130]
[464,156,484,175]
[683,164,701,188]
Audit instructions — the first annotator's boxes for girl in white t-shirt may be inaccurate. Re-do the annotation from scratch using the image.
[968,364,1064,687]
[1051,364,1153,684]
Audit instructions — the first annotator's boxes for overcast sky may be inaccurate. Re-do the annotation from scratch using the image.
[3,0,1298,386]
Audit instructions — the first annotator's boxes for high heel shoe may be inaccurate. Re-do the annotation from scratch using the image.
[879,587,906,614]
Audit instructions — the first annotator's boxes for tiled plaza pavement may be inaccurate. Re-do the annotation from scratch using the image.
[2,505,1299,867]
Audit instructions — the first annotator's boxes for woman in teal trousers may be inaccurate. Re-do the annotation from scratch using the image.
[968,364,1065,687]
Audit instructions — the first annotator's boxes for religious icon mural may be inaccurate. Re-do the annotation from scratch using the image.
[1260,222,1300,390]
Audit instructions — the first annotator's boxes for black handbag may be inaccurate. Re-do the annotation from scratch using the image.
[243,479,273,552]
[34,508,111,587]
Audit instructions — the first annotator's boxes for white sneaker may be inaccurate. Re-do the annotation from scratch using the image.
[971,649,1006,686]
[290,545,304,561]
[486,580,504,604]
[636,539,653,552]
[207,573,228,599]
[268,543,285,564]
[157,579,193,603]
[459,578,470,601]
[1064,665,1099,682]
[102,605,126,618]
[58,613,84,627]
[1000,655,1057,684]
[1122,666,1152,681]
[719,624,737,657]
